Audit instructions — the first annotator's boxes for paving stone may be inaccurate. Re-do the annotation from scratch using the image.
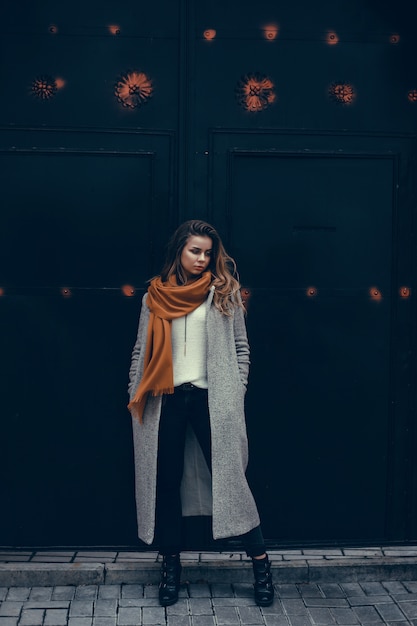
[375,602,408,621]
[381,582,408,594]
[307,607,335,624]
[31,556,74,563]
[304,600,348,609]
[29,588,54,601]
[44,608,69,625]
[75,588,98,601]
[276,586,302,599]
[117,608,140,625]
[188,584,211,598]
[359,583,388,596]
[6,589,30,601]
[352,605,384,622]
[142,606,165,624]
[237,605,264,623]
[93,600,117,617]
[303,548,343,557]
[0,589,8,601]
[191,617,216,626]
[69,601,94,617]
[24,602,70,610]
[119,599,157,608]
[178,552,200,562]
[298,585,323,599]
[68,619,93,626]
[281,599,309,615]
[200,553,241,562]
[92,619,117,626]
[0,604,22,617]
[233,583,254,598]
[319,586,345,599]
[0,619,19,626]
[211,606,239,625]
[396,592,417,602]
[117,552,158,561]
[188,598,212,614]
[166,615,191,626]
[165,599,189,615]
[97,587,121,600]
[211,584,234,597]
[52,587,76,601]
[76,554,117,560]
[142,586,158,599]
[261,601,284,615]
[121,586,143,600]
[384,549,417,556]
[339,585,365,598]
[286,615,313,626]
[343,550,383,557]
[263,616,289,626]
[403,582,417,593]
[330,607,360,624]
[19,609,45,625]
[212,597,253,607]
[348,596,393,606]
[397,602,417,620]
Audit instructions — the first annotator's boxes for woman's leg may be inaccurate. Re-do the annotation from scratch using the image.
[241,525,267,558]
[155,393,189,556]
[241,525,274,606]
[155,392,190,606]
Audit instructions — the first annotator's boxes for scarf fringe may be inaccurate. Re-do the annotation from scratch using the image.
[151,387,174,397]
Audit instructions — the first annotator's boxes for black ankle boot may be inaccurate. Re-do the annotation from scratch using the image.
[252,556,274,607]
[159,554,182,606]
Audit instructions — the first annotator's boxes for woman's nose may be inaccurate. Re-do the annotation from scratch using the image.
[198,252,206,261]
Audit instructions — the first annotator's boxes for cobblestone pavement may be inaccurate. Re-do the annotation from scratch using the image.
[1,579,417,626]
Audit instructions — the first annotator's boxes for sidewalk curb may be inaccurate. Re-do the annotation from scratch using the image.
[0,563,104,587]
[1,557,417,587]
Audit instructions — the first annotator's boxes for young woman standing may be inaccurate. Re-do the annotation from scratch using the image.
[128,219,274,607]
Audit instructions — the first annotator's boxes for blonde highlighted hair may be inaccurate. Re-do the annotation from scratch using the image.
[159,219,242,315]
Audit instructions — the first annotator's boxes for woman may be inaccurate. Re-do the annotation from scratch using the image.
[128,219,274,607]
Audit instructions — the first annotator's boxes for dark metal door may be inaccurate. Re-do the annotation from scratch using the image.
[1,0,416,548]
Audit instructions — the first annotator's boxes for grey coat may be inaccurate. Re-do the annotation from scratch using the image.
[128,285,260,545]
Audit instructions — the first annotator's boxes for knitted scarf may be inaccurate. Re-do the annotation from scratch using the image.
[128,271,212,421]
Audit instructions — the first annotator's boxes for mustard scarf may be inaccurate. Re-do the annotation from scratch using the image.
[128,271,212,421]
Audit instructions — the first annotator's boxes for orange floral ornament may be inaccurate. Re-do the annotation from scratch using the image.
[328,82,356,105]
[31,75,58,100]
[114,71,153,109]
[236,73,276,112]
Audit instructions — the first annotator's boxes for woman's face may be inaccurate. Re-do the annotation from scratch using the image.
[180,235,213,281]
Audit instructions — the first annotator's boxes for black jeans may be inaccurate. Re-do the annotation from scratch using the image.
[155,385,266,557]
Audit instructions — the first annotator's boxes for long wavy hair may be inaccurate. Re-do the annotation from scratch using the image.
[159,219,242,315]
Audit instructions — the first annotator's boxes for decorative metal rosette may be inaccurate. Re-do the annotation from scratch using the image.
[235,72,276,112]
[31,75,58,100]
[114,70,153,109]
[407,89,417,103]
[328,82,356,105]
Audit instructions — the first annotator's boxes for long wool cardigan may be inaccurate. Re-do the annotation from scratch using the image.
[128,285,260,545]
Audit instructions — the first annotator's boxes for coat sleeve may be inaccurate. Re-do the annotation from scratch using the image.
[233,296,250,389]
[127,293,149,397]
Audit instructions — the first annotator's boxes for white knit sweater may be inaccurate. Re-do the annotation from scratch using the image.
[171,301,208,388]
